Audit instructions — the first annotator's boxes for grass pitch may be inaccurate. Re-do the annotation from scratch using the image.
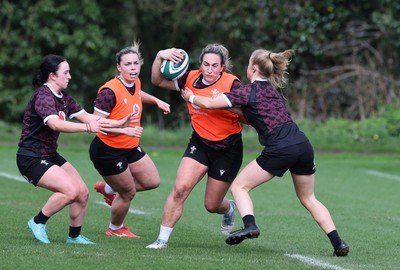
[0,144,399,270]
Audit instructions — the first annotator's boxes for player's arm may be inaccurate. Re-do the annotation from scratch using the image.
[228,107,248,124]
[181,87,230,109]
[74,111,100,123]
[76,111,134,128]
[46,116,101,133]
[141,91,171,114]
[90,109,141,136]
[181,87,247,124]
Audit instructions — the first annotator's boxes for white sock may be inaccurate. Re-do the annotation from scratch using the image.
[227,203,234,216]
[158,225,173,242]
[109,222,123,230]
[104,184,114,195]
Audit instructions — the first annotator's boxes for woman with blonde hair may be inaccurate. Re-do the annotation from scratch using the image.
[90,42,170,238]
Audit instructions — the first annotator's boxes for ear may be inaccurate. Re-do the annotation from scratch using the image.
[48,71,57,81]
[251,64,258,73]
[116,64,122,73]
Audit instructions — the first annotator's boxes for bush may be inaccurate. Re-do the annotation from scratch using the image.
[381,105,400,136]
[2,113,399,152]
[296,115,399,152]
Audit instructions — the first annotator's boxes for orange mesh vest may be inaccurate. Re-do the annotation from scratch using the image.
[96,77,142,149]
[186,70,242,141]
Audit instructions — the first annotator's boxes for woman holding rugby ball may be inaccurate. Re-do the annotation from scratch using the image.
[181,48,349,256]
[146,43,243,249]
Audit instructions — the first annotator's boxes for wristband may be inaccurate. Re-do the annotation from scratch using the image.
[189,95,195,104]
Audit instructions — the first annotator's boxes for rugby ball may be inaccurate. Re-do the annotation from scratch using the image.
[160,49,189,81]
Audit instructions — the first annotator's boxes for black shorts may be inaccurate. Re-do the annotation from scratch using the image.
[16,153,67,186]
[256,140,316,177]
[89,136,146,176]
[183,134,243,182]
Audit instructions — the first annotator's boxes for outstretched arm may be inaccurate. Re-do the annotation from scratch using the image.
[141,91,171,114]
[47,114,104,134]
[91,110,142,137]
[181,87,248,124]
[181,87,230,109]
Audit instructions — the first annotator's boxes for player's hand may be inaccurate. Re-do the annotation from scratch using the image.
[157,48,183,63]
[89,120,107,134]
[181,87,194,101]
[124,126,143,137]
[122,114,140,126]
[98,114,139,128]
[156,100,171,114]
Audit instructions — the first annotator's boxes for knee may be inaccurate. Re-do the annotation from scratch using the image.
[64,188,80,204]
[171,185,190,201]
[145,177,160,190]
[69,185,90,203]
[230,182,240,195]
[119,187,136,201]
[152,178,161,189]
[79,187,89,202]
[204,202,219,213]
[297,195,315,209]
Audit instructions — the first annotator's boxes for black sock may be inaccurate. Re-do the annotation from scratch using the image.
[242,215,257,228]
[327,230,342,249]
[34,210,49,224]
[69,226,82,238]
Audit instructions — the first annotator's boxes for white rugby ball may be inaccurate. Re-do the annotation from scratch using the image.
[160,49,189,81]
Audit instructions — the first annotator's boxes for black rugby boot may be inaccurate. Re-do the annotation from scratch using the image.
[225,226,260,245]
[333,241,349,256]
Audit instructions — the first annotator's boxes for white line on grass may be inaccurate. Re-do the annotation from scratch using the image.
[366,170,400,181]
[1,171,147,215]
[285,254,349,270]
[95,200,146,215]
[0,171,25,182]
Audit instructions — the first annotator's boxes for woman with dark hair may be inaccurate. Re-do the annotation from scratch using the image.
[17,54,130,244]
[181,48,349,256]
[146,43,243,249]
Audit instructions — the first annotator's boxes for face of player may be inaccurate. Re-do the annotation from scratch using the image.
[117,53,141,83]
[200,53,224,83]
[50,61,71,91]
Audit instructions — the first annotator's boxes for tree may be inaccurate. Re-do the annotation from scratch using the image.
[0,0,118,121]
[1,0,399,124]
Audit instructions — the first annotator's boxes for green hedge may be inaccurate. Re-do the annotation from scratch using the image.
[2,112,399,152]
